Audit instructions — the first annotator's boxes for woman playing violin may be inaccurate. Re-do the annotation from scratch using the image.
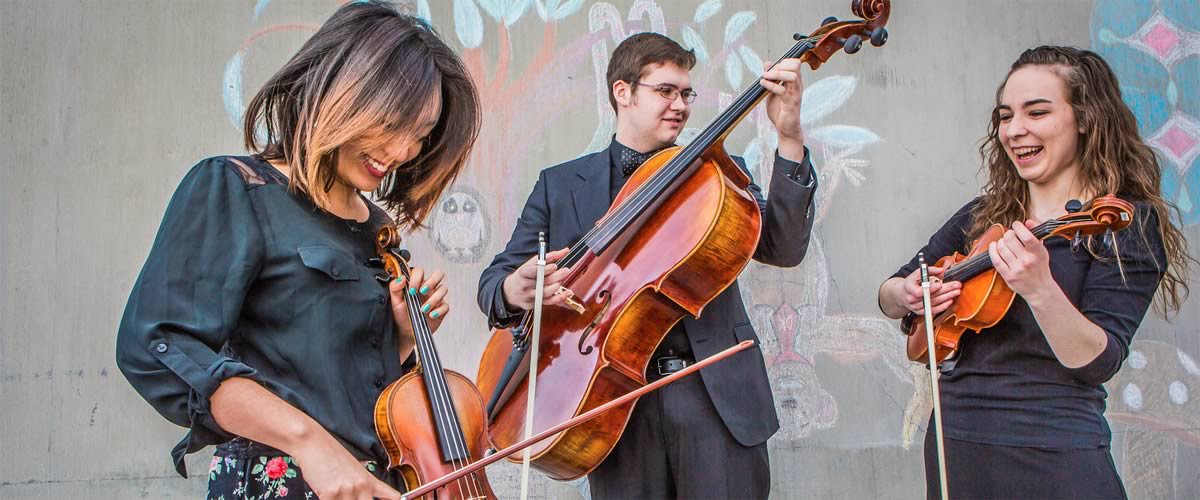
[115,2,479,498]
[878,46,1191,499]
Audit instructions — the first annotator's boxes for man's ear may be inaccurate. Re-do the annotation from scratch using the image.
[613,80,633,108]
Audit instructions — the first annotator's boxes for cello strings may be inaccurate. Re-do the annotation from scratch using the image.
[590,37,819,246]
[511,39,818,339]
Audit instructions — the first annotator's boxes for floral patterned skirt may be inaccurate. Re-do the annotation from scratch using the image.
[207,438,402,499]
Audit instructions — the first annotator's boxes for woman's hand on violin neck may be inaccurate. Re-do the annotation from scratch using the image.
[501,247,573,311]
[760,59,806,162]
[988,220,1056,303]
[291,433,401,500]
[390,267,449,340]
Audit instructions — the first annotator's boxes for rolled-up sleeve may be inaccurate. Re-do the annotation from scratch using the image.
[1067,204,1167,385]
[116,158,264,476]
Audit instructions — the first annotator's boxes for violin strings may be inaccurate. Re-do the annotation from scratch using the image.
[399,262,482,497]
[404,290,472,496]
[942,220,1067,282]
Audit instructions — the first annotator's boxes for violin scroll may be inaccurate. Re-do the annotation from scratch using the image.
[375,225,411,280]
[1047,194,1135,241]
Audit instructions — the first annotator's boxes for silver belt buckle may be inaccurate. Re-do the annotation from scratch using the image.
[656,356,689,376]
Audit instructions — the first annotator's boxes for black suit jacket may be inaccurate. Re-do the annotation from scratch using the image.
[476,148,817,446]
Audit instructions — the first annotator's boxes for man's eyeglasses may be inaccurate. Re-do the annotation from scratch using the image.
[635,82,697,103]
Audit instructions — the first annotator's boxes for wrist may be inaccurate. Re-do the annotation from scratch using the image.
[777,135,806,163]
[500,275,525,313]
[1020,277,1062,310]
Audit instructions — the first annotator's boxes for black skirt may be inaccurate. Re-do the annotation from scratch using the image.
[923,431,1127,500]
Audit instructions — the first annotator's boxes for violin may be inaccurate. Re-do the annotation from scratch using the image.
[372,225,496,499]
[903,194,1135,365]
[476,0,892,480]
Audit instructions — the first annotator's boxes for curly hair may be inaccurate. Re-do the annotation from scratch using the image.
[970,45,1192,317]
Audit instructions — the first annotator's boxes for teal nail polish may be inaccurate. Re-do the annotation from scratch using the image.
[419,286,429,295]
[430,311,440,319]
[408,287,417,295]
[421,304,430,313]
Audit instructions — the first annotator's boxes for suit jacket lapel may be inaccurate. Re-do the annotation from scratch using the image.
[571,151,612,236]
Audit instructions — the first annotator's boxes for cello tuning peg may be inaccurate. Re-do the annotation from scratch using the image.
[1065,199,1083,213]
[870,27,888,47]
[841,34,863,54]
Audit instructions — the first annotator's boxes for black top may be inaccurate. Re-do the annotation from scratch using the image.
[892,198,1167,448]
[116,156,407,476]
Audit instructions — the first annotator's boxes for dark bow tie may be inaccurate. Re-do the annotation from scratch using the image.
[619,148,656,177]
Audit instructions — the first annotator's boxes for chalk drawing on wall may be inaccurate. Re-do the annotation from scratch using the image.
[1093,0,1200,225]
[1092,2,1199,498]
[427,185,492,264]
[1106,340,1200,499]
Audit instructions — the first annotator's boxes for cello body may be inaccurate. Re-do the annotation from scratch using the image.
[476,145,762,480]
[478,0,893,481]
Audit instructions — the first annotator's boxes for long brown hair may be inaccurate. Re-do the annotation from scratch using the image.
[243,0,480,230]
[971,45,1191,317]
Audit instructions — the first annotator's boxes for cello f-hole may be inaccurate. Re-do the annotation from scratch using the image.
[577,290,611,355]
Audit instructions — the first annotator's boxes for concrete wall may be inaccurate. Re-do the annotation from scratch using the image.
[2,0,1197,498]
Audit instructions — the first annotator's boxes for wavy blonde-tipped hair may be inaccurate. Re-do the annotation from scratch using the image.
[971,46,1192,317]
[243,1,480,230]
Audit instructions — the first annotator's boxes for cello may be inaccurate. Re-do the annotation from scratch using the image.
[902,195,1136,364]
[372,225,496,499]
[476,0,892,480]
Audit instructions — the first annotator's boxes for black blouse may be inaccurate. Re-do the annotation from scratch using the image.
[116,156,407,476]
[892,198,1167,448]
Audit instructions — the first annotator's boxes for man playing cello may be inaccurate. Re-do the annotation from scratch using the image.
[477,32,817,499]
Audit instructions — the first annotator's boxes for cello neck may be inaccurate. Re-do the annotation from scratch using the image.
[584,38,817,253]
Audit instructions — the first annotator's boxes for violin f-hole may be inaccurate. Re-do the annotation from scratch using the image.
[577,290,611,355]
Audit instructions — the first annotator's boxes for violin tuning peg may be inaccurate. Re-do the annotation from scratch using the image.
[399,249,412,260]
[821,16,838,26]
[365,257,385,268]
[1065,199,1083,213]
[792,32,804,41]
[1102,228,1113,246]
[842,34,862,54]
[1071,231,1084,252]
[870,27,888,47]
